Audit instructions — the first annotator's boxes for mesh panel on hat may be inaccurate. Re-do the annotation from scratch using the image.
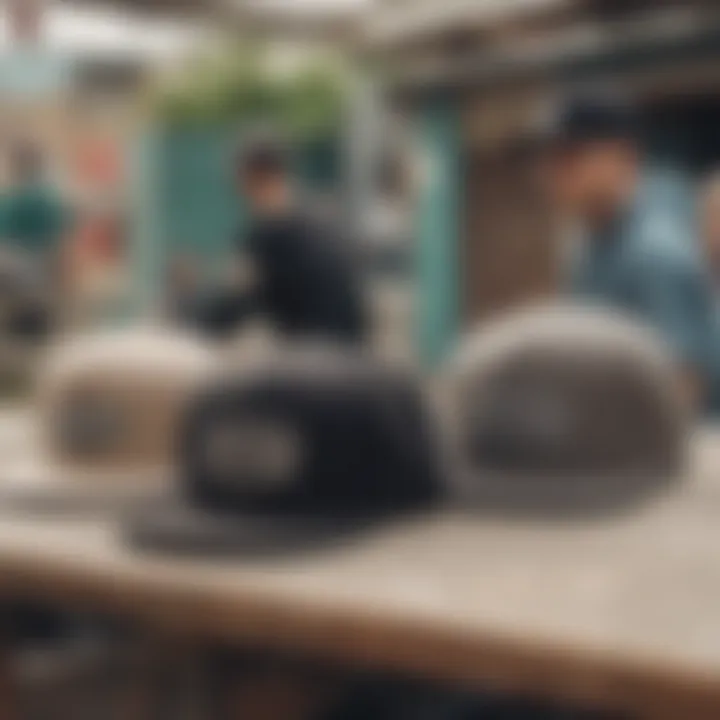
[446,304,687,510]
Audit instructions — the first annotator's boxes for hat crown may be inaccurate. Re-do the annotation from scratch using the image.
[451,304,686,483]
[182,350,441,516]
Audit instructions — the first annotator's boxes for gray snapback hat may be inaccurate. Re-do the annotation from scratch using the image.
[446,303,688,514]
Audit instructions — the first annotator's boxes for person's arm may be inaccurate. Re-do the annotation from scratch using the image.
[190,243,264,339]
[192,287,255,338]
[629,252,717,411]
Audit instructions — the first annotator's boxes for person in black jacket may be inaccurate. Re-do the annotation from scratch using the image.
[195,136,368,344]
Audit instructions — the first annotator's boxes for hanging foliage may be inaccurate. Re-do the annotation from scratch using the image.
[149,43,346,139]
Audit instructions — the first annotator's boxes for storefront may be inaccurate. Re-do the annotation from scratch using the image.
[374,0,720,362]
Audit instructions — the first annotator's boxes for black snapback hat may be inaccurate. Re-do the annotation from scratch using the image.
[125,347,442,556]
[446,304,688,514]
[527,90,640,150]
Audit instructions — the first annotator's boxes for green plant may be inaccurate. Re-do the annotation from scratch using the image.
[150,43,346,139]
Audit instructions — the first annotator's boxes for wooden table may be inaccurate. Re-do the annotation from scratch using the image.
[0,422,719,717]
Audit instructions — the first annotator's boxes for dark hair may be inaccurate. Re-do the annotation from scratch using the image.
[236,135,290,182]
[527,90,641,152]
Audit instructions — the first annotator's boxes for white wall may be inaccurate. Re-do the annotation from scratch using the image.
[0,2,208,64]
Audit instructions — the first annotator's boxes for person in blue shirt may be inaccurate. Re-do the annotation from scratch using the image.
[538,92,718,413]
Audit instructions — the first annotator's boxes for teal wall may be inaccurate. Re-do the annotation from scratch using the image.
[130,128,163,313]
[130,127,241,311]
[159,128,244,269]
[416,100,461,367]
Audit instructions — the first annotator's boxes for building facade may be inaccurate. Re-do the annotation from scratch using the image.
[368,0,720,361]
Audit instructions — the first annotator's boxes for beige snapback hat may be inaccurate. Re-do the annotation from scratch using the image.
[0,327,218,514]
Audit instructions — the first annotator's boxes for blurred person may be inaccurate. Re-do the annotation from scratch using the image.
[194,135,368,344]
[538,92,718,412]
[1,142,71,293]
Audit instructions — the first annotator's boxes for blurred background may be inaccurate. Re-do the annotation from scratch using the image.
[0,0,717,366]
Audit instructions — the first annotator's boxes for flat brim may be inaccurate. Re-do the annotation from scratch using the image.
[452,464,681,518]
[0,461,169,517]
[124,500,384,558]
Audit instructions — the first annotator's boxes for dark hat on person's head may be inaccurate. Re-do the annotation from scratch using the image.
[445,303,688,515]
[236,130,292,179]
[125,346,443,556]
[526,90,640,151]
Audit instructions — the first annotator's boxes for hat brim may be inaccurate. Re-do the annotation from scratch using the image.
[124,499,384,558]
[454,465,680,518]
[0,462,169,517]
